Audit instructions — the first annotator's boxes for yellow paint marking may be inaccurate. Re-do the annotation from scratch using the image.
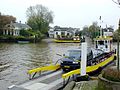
[28,64,60,75]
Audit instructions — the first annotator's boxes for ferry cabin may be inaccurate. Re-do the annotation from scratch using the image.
[94,36,113,53]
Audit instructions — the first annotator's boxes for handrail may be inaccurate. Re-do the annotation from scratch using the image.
[28,64,60,79]
[62,54,115,79]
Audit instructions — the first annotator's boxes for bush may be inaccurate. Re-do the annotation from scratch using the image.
[76,74,90,82]
[15,36,25,40]
[0,35,7,39]
[0,35,31,42]
[0,30,44,42]
[0,35,14,39]
[20,29,31,36]
[102,66,120,82]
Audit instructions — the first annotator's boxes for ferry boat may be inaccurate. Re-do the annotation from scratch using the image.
[61,36,116,73]
[62,36,116,79]
[54,36,80,43]
[8,36,116,90]
[54,39,80,43]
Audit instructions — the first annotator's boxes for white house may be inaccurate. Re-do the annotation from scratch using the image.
[3,22,32,36]
[48,27,54,38]
[102,28,114,37]
[53,26,80,39]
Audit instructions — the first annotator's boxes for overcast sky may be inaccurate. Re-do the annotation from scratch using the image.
[0,0,120,30]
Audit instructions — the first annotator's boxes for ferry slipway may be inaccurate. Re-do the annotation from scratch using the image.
[8,53,115,90]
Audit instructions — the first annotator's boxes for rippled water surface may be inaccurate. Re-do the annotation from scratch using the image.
[0,38,118,90]
[0,39,80,90]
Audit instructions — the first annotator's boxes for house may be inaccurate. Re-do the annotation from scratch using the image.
[102,27,114,37]
[54,26,72,39]
[3,22,32,36]
[48,27,54,38]
[53,26,80,39]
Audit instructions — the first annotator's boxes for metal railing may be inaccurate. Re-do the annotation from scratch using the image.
[27,64,60,79]
[62,53,115,80]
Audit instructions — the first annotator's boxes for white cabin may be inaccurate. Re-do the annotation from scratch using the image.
[94,36,113,53]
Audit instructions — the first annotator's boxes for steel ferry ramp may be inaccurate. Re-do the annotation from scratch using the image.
[8,70,63,90]
[8,65,64,90]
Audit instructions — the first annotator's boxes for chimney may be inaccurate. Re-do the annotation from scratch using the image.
[19,21,21,23]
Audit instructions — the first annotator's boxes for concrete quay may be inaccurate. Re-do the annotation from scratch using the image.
[8,70,64,90]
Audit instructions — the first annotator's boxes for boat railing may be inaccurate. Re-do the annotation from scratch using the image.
[62,52,115,82]
[27,64,60,79]
[93,51,115,65]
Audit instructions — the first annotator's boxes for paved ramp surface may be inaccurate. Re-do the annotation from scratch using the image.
[9,70,63,90]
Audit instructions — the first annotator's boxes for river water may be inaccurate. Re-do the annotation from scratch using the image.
[0,39,81,90]
[0,38,118,90]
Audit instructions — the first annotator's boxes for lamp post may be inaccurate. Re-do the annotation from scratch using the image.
[117,19,120,71]
[99,16,104,36]
[112,0,120,5]
[112,0,120,71]
[114,0,120,71]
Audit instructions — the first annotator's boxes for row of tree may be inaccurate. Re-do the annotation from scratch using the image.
[80,22,118,42]
[80,22,100,41]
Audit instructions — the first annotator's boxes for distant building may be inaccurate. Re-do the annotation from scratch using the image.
[53,26,80,39]
[102,27,114,37]
[48,27,54,38]
[3,22,32,36]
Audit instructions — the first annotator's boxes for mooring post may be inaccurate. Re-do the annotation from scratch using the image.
[81,42,87,76]
[29,74,31,80]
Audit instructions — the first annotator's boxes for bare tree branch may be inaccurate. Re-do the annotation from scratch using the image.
[112,0,120,5]
[26,4,54,34]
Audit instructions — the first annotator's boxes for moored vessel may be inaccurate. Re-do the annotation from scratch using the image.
[54,36,80,43]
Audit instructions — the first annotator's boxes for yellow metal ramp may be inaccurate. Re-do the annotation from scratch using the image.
[28,64,60,79]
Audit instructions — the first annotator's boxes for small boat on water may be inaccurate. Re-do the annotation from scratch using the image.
[17,40,30,44]
[54,39,80,43]
[54,36,80,43]
[9,36,116,90]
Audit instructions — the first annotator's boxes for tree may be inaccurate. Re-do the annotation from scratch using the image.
[116,19,120,71]
[81,22,100,41]
[112,0,120,71]
[112,0,120,5]
[20,29,34,37]
[113,29,119,40]
[0,13,16,35]
[87,22,100,41]
[26,4,54,35]
[82,26,89,36]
